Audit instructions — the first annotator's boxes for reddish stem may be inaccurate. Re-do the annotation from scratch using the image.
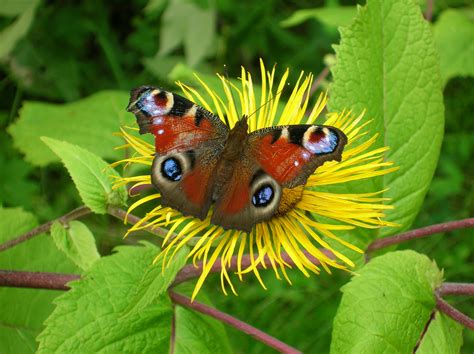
[169,290,302,354]
[173,249,332,286]
[435,293,474,330]
[107,206,169,238]
[0,206,91,253]
[438,283,474,296]
[309,66,330,96]
[424,0,434,21]
[0,270,80,290]
[367,218,474,253]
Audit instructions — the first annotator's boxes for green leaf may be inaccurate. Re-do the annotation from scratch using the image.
[328,0,444,240]
[159,0,215,66]
[8,90,130,166]
[417,313,463,353]
[50,221,101,271]
[173,284,233,354]
[122,246,188,317]
[183,6,215,67]
[281,6,357,28]
[433,9,474,86]
[331,250,442,353]
[0,0,39,59]
[37,243,172,353]
[41,137,127,214]
[0,208,79,353]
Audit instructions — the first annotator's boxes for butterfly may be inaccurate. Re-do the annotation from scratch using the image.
[126,86,347,233]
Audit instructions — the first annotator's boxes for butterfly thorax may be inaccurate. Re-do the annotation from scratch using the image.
[211,116,249,201]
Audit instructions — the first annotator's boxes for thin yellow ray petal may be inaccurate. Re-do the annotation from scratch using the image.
[191,233,230,300]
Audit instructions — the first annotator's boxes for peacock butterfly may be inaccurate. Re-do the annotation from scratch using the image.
[126,86,347,233]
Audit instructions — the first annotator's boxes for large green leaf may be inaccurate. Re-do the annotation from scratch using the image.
[121,246,188,317]
[433,8,474,86]
[37,243,173,353]
[0,0,39,59]
[0,208,79,354]
[331,251,442,353]
[41,138,127,214]
[417,312,463,353]
[174,287,233,354]
[159,0,215,67]
[8,90,130,166]
[50,221,101,271]
[328,0,444,242]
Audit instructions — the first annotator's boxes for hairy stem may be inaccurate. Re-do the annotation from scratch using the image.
[438,283,474,296]
[173,249,332,286]
[309,66,330,96]
[0,270,80,290]
[107,206,169,238]
[424,0,434,21]
[435,293,474,330]
[169,290,302,354]
[0,206,91,253]
[367,218,474,253]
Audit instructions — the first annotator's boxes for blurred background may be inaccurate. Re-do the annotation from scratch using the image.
[0,0,472,352]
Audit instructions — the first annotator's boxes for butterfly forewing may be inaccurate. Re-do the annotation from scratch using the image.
[127,86,229,219]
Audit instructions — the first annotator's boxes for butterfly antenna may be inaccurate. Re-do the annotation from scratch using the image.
[246,84,288,121]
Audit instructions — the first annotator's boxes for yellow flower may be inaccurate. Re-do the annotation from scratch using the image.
[113,60,398,300]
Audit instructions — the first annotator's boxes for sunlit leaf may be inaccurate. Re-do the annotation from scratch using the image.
[328,0,444,252]
[41,138,127,214]
[331,251,443,353]
[0,208,78,353]
[8,90,129,166]
[50,221,101,271]
[433,8,474,86]
[37,243,172,353]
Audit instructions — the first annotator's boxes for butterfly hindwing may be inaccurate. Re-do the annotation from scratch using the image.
[248,124,347,187]
[212,124,347,232]
[127,86,229,219]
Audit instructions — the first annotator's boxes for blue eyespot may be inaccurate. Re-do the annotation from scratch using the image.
[252,185,274,207]
[161,158,182,181]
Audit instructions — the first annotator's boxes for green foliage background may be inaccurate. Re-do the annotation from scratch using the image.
[0,0,472,353]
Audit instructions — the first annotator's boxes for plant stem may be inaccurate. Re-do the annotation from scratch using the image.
[169,290,302,354]
[424,0,434,21]
[0,206,91,253]
[0,270,80,290]
[438,283,474,296]
[172,249,332,286]
[309,66,330,95]
[435,293,474,330]
[107,206,169,239]
[366,218,474,253]
[0,269,303,352]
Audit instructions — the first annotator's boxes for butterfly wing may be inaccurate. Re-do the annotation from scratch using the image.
[127,86,229,219]
[211,124,347,232]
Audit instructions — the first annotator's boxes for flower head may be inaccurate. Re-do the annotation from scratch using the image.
[113,60,397,299]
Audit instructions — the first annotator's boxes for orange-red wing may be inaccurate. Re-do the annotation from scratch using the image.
[127,86,228,154]
[248,125,347,188]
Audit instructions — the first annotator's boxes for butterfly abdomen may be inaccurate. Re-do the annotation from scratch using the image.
[212,117,250,201]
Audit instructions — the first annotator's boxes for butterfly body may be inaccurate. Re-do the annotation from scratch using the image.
[127,86,347,232]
